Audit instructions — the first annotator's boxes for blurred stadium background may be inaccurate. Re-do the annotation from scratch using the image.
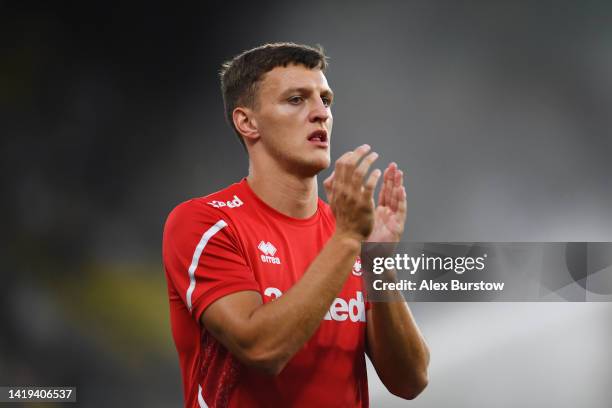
[2,1,611,407]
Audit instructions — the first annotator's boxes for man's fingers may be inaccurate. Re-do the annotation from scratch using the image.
[334,144,370,185]
[333,151,353,186]
[390,169,403,212]
[344,144,372,185]
[352,151,379,188]
[394,168,402,187]
[392,171,407,220]
[398,185,407,217]
[323,171,335,188]
[378,166,391,206]
[384,163,396,207]
[347,144,372,167]
[323,171,335,199]
[363,168,382,199]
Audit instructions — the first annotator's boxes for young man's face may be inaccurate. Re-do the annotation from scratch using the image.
[252,63,334,176]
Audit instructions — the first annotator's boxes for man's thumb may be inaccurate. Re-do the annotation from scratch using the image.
[323,171,335,197]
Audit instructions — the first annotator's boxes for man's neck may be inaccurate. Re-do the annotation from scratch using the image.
[246,161,319,219]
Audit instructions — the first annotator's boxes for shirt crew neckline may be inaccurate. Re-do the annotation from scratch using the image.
[240,177,323,226]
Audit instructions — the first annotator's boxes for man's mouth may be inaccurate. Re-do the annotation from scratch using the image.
[307,130,328,146]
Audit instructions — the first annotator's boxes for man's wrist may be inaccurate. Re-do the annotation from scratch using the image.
[331,231,363,251]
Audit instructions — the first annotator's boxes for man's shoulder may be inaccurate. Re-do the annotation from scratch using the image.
[165,180,247,228]
[201,181,247,211]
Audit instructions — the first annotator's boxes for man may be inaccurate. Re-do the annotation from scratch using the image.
[162,42,429,408]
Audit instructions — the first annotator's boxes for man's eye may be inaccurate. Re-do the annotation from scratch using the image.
[288,96,303,104]
[321,97,332,107]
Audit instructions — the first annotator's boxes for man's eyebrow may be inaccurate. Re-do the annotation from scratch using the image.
[280,87,334,98]
[321,88,334,99]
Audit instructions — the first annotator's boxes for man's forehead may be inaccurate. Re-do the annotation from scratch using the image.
[259,64,330,93]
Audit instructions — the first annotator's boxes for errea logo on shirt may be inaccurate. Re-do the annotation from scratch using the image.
[258,241,281,264]
[207,195,243,209]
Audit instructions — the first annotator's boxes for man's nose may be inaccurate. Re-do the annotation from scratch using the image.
[308,100,330,123]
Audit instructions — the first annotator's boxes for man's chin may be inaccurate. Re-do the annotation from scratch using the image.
[310,155,331,175]
[293,157,330,178]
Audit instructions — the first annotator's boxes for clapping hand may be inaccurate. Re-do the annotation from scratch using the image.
[367,162,406,243]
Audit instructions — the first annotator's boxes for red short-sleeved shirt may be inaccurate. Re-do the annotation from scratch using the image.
[162,178,369,408]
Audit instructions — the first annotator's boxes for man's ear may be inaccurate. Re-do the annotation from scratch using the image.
[233,107,259,143]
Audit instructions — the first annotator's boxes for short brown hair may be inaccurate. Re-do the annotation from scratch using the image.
[220,42,329,148]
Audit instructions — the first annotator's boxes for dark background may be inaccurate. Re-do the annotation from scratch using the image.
[2,1,611,407]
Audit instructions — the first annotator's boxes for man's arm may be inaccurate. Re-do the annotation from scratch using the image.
[364,163,430,399]
[366,297,430,399]
[201,144,380,375]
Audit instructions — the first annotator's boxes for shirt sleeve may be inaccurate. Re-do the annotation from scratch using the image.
[162,200,260,322]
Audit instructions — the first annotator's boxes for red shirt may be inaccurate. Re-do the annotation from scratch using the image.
[162,178,369,408]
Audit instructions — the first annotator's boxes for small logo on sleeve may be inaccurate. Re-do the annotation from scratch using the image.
[258,241,281,264]
[207,195,243,209]
[352,258,362,276]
